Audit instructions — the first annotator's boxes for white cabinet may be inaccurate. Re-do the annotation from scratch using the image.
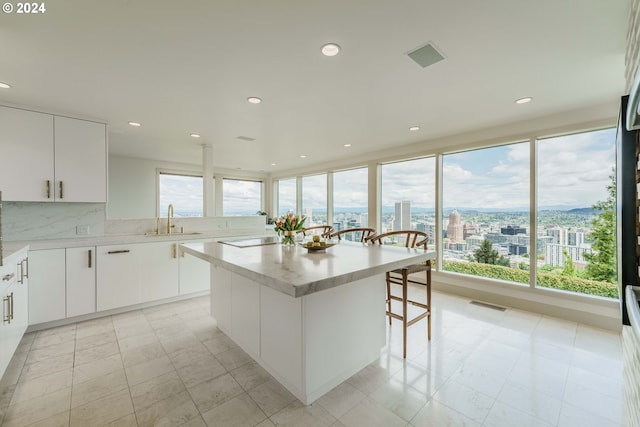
[0,106,54,201]
[96,245,140,311]
[0,249,29,380]
[96,241,179,311]
[179,242,211,295]
[28,249,66,325]
[54,116,107,202]
[139,242,179,302]
[231,274,260,358]
[0,105,107,202]
[211,264,232,332]
[66,246,96,317]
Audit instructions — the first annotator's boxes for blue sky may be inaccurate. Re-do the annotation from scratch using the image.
[164,128,617,215]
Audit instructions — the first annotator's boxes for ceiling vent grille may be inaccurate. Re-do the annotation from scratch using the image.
[407,42,445,68]
[236,136,256,142]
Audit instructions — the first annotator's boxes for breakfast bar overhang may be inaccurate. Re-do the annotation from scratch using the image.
[181,238,437,405]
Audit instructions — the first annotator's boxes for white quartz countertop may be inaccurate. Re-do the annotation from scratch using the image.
[181,240,437,298]
[5,229,275,251]
[3,242,29,262]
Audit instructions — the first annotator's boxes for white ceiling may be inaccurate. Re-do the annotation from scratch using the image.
[0,0,630,173]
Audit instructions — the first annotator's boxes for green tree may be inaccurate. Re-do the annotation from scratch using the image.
[474,239,510,266]
[474,239,499,264]
[562,250,575,276]
[583,169,616,283]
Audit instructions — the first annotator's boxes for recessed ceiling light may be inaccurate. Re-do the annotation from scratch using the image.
[343,144,352,147]
[300,155,307,159]
[515,97,532,104]
[190,133,201,138]
[321,43,341,57]
[409,126,420,131]
[128,121,141,127]
[247,97,262,104]
[0,82,11,89]
[271,163,277,166]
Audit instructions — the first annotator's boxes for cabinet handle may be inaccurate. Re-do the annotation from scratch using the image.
[3,292,12,324]
[88,249,92,268]
[17,261,23,284]
[59,181,63,199]
[107,249,130,254]
[2,273,14,282]
[46,180,51,199]
[173,244,177,259]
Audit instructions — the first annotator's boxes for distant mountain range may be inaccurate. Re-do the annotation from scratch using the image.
[330,206,600,215]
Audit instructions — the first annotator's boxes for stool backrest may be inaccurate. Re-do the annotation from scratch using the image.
[301,225,334,238]
[366,230,428,249]
[329,227,376,242]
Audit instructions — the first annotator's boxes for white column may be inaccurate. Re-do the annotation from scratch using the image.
[203,144,214,217]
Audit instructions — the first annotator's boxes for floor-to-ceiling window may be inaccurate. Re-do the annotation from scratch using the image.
[536,128,618,298]
[222,178,262,216]
[380,157,436,243]
[277,178,296,216]
[441,142,530,284]
[332,167,368,233]
[302,174,327,226]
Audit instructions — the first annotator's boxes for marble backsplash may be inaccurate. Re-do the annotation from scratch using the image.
[105,216,267,236]
[3,201,268,241]
[3,202,106,241]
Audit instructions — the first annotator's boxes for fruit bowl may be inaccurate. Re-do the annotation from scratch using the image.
[299,240,336,252]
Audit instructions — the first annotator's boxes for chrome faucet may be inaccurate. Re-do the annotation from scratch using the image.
[167,204,174,234]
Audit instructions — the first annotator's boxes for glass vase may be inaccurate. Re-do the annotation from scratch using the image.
[281,230,296,245]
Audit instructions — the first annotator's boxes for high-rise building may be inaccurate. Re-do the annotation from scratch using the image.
[446,210,463,242]
[546,226,566,245]
[394,200,411,231]
[501,225,527,235]
[567,231,585,246]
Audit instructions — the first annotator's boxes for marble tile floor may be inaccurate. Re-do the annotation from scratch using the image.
[0,287,623,427]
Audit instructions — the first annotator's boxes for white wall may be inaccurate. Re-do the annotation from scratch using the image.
[107,155,202,219]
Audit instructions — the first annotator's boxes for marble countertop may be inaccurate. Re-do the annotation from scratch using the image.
[1,229,275,265]
[181,240,437,298]
[3,242,29,262]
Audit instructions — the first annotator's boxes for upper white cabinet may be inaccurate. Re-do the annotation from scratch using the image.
[0,105,107,202]
[54,116,107,202]
[0,106,54,201]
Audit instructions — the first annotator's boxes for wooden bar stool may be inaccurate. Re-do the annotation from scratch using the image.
[366,230,431,358]
[300,225,334,238]
[329,227,376,242]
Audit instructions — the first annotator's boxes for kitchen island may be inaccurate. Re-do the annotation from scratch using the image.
[181,238,437,404]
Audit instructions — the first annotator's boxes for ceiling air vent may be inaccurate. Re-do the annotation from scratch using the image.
[236,136,256,142]
[407,42,445,68]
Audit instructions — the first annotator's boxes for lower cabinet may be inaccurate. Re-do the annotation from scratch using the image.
[96,241,179,312]
[179,242,211,295]
[26,238,212,326]
[140,242,179,302]
[66,246,96,317]
[1,247,29,380]
[28,249,66,324]
[96,244,141,311]
[211,264,232,332]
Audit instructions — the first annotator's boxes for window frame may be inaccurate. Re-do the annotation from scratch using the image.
[157,169,204,217]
